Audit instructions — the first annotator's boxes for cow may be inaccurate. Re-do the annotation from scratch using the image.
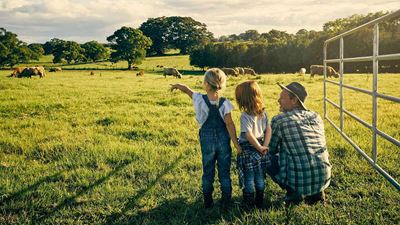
[49,67,62,72]
[164,68,182,78]
[235,67,245,75]
[136,70,144,76]
[221,68,239,76]
[9,67,26,77]
[298,68,306,75]
[18,66,46,78]
[310,65,339,78]
[244,67,258,76]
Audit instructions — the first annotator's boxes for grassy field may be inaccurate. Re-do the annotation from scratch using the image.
[18,51,201,73]
[0,57,399,224]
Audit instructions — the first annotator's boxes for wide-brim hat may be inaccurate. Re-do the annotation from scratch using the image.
[277,82,307,110]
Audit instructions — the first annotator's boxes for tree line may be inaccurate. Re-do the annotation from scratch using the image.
[1,11,399,72]
[190,11,400,73]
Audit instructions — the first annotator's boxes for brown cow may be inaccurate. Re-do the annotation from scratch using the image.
[136,70,144,76]
[10,67,26,77]
[18,66,46,78]
[244,67,257,76]
[221,68,239,76]
[234,67,245,75]
[49,67,62,72]
[310,65,339,78]
[164,68,182,78]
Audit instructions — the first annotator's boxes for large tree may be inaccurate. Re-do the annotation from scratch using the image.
[43,38,65,55]
[51,40,85,64]
[165,16,213,54]
[81,41,109,62]
[107,26,152,70]
[139,16,213,55]
[28,43,45,60]
[0,28,33,67]
[139,17,169,55]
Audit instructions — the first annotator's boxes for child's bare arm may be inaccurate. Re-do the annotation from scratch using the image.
[224,113,242,154]
[170,83,194,98]
[245,131,268,154]
[263,124,272,147]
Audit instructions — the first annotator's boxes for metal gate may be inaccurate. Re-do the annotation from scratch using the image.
[323,10,400,190]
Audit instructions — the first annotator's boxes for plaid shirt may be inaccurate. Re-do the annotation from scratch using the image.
[236,141,270,188]
[268,109,331,196]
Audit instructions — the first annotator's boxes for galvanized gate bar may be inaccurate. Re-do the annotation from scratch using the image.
[376,129,400,147]
[376,93,400,103]
[326,117,400,191]
[343,108,372,130]
[326,98,339,109]
[325,53,400,63]
[325,79,340,85]
[323,10,400,191]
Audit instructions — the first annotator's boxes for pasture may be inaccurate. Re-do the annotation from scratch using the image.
[0,60,399,224]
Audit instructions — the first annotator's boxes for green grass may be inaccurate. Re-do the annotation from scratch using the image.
[0,63,399,224]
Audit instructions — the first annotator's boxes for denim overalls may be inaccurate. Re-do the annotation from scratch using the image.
[199,95,232,198]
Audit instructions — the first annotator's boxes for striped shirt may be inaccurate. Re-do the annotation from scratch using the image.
[268,109,331,196]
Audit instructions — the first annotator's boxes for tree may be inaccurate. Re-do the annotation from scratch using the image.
[63,41,86,63]
[28,43,44,60]
[107,26,152,70]
[166,16,213,54]
[43,38,64,55]
[81,41,109,62]
[139,17,169,55]
[51,40,85,64]
[239,30,260,41]
[0,28,34,67]
[140,16,213,55]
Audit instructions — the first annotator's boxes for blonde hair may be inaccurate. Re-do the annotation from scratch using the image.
[235,81,265,116]
[204,68,226,92]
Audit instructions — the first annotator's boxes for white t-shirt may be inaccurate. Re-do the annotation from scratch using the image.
[238,112,269,143]
[192,92,234,127]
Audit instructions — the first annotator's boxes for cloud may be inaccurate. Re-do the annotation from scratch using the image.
[0,0,399,43]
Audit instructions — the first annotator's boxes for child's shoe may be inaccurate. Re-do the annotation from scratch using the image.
[255,189,264,209]
[203,192,214,208]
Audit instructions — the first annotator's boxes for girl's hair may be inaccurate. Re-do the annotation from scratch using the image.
[235,81,265,116]
[204,68,226,92]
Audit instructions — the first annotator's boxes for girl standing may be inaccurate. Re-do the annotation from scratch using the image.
[170,68,241,208]
[235,80,272,208]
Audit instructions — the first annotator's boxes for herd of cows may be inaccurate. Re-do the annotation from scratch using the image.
[162,65,339,79]
[7,65,340,79]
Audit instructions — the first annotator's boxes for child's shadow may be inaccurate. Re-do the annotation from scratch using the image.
[106,196,248,225]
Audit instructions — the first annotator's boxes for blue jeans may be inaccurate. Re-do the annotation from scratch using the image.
[243,160,265,193]
[199,128,232,196]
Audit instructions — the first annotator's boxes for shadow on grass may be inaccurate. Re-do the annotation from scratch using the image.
[33,160,132,224]
[330,146,349,159]
[108,191,289,224]
[0,171,64,207]
[119,197,248,225]
[103,153,186,225]
[104,169,289,224]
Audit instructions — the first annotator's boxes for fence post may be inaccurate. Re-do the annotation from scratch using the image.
[324,43,327,119]
[340,37,344,132]
[372,23,379,163]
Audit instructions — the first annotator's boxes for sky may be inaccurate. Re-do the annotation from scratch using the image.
[1,0,399,44]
